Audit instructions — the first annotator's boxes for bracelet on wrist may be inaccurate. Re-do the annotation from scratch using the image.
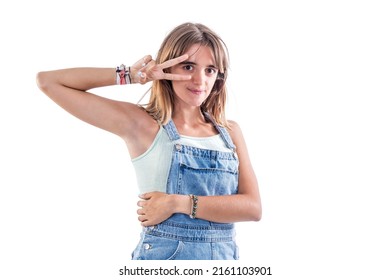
[189,194,198,219]
[116,64,131,85]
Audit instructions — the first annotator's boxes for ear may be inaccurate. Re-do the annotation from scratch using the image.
[212,72,225,93]
[217,72,225,80]
[212,79,224,93]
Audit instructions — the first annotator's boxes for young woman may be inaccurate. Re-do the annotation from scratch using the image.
[36,22,261,260]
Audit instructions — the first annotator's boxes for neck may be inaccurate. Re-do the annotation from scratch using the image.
[172,106,206,126]
[171,106,217,137]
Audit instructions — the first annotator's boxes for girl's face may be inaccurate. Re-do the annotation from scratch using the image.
[170,44,219,109]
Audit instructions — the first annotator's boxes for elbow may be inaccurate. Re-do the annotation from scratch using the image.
[252,207,262,222]
[36,71,52,93]
[249,200,262,222]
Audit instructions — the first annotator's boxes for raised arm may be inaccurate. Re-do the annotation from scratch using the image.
[137,121,262,225]
[36,55,191,156]
[35,56,153,139]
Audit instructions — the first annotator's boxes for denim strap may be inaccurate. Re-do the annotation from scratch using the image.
[163,119,181,141]
[203,112,236,152]
[163,112,236,152]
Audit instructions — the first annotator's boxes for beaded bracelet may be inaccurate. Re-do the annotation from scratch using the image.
[116,64,131,85]
[189,194,198,219]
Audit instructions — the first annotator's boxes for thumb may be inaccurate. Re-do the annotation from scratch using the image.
[139,192,152,199]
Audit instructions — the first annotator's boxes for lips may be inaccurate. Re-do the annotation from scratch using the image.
[188,88,204,95]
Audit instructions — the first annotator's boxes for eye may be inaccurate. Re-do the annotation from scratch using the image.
[206,68,217,75]
[183,65,193,71]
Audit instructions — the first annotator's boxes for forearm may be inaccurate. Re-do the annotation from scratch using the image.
[37,67,117,92]
[173,193,262,223]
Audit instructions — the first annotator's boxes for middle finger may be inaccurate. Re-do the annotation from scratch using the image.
[159,54,189,69]
[137,200,146,207]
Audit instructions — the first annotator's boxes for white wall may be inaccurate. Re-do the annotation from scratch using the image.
[1,0,389,279]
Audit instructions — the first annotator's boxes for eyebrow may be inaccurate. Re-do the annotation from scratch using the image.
[179,61,218,69]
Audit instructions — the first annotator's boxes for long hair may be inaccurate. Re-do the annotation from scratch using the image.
[144,22,230,127]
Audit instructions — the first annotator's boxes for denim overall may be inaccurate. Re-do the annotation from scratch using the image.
[132,114,239,260]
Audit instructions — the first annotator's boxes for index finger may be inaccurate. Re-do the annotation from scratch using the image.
[159,54,189,69]
[163,73,191,81]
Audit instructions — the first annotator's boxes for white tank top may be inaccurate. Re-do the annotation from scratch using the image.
[131,126,231,194]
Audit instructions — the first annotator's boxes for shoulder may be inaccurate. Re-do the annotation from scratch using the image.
[225,120,253,163]
[226,120,245,146]
[227,119,242,134]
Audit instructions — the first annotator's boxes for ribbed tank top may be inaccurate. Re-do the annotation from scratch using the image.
[131,126,231,194]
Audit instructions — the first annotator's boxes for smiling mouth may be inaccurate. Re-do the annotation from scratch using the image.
[188,89,204,95]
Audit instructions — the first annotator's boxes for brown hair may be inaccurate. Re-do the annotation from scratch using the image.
[144,22,230,126]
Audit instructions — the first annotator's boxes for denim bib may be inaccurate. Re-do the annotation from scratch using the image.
[132,113,239,260]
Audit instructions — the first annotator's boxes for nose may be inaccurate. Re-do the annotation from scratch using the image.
[191,70,206,85]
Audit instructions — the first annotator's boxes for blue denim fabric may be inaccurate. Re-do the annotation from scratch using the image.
[132,114,239,260]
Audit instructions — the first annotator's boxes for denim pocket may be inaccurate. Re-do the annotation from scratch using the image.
[135,234,184,260]
[177,163,238,196]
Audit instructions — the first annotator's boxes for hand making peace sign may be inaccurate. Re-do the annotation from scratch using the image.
[131,54,191,84]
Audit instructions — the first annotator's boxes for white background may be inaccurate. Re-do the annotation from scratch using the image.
[1,0,389,279]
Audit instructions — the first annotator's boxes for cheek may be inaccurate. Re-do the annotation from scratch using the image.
[172,80,183,87]
[171,81,186,94]
[207,78,218,91]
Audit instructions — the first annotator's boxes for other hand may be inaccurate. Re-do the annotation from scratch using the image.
[137,191,175,226]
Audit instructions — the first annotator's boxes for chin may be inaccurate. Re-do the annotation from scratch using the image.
[189,97,208,107]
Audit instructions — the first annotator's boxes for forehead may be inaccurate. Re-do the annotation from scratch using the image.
[184,44,216,65]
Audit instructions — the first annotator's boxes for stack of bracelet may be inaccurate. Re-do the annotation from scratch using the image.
[116,64,131,85]
[189,194,198,219]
